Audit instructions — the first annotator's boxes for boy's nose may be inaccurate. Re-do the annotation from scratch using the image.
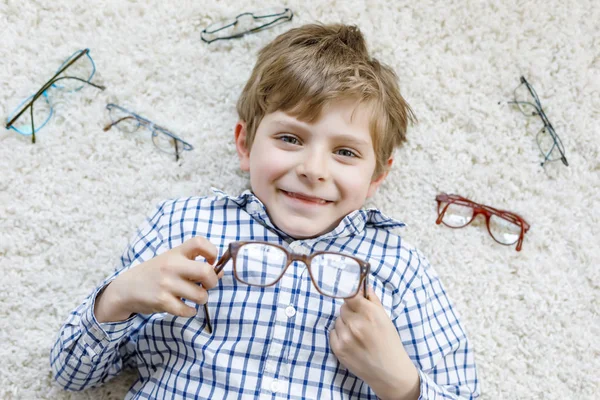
[296,150,329,182]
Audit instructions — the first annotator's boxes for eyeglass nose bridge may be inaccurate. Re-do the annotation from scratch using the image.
[472,208,493,223]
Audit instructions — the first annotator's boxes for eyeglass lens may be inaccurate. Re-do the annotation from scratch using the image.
[513,83,540,117]
[9,93,53,134]
[234,243,362,298]
[52,50,96,92]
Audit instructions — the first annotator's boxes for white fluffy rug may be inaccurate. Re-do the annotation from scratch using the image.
[1,0,598,398]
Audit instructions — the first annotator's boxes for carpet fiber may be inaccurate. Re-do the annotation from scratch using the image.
[0,0,598,398]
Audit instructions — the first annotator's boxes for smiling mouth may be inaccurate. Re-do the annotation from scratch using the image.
[281,190,332,205]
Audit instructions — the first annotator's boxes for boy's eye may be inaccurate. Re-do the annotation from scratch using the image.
[278,135,300,145]
[336,149,358,158]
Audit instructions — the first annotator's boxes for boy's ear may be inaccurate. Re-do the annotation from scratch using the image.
[367,157,393,198]
[234,121,250,172]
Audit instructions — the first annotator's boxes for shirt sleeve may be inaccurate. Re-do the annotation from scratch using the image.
[393,249,480,399]
[50,202,169,391]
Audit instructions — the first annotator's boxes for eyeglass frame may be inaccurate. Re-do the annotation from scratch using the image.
[507,76,568,167]
[103,103,194,161]
[5,48,106,144]
[435,193,530,252]
[201,8,294,44]
[203,241,371,333]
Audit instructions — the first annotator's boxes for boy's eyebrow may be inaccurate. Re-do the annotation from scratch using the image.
[272,119,371,147]
[272,119,310,133]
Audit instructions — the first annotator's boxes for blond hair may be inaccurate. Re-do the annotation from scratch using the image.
[237,23,416,176]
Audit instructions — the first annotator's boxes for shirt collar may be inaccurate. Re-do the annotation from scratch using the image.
[211,188,406,240]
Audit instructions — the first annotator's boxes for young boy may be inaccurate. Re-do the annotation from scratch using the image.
[51,24,479,399]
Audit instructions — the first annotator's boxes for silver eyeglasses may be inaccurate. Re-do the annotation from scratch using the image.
[203,241,370,333]
[201,8,293,44]
[103,103,193,161]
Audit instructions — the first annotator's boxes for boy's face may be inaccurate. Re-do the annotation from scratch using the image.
[235,99,391,239]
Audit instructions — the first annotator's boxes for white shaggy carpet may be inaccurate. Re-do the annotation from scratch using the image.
[1,0,598,398]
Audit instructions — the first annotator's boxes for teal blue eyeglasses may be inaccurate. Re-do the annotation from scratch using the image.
[5,48,106,144]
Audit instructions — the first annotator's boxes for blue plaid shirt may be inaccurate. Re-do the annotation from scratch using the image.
[51,189,479,399]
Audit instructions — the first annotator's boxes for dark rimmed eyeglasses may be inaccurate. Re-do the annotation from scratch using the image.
[5,48,106,144]
[435,193,530,251]
[203,241,370,333]
[507,76,568,167]
[103,104,194,161]
[201,7,293,44]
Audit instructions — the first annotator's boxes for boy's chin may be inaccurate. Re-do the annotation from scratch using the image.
[273,219,335,240]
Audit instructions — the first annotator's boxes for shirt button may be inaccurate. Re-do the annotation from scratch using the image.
[285,305,296,318]
[271,379,280,393]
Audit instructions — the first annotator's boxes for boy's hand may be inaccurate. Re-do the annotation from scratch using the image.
[94,237,222,323]
[329,287,421,400]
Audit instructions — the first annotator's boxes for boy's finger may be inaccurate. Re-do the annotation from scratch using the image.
[172,280,209,305]
[165,296,197,318]
[179,237,218,264]
[179,259,220,289]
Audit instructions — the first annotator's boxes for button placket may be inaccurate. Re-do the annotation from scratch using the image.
[262,270,295,394]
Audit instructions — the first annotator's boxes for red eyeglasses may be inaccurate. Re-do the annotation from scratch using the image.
[435,193,530,251]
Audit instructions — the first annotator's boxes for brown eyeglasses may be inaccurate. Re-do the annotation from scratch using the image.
[435,193,530,251]
[203,241,370,333]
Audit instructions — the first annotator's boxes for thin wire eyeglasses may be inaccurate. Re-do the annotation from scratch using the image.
[436,193,530,252]
[203,241,371,333]
[103,104,194,161]
[5,48,105,144]
[507,76,568,167]
[201,7,293,44]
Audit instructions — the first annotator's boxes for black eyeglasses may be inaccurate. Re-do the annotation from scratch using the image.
[507,76,568,167]
[201,7,293,44]
[5,49,105,144]
[103,104,193,161]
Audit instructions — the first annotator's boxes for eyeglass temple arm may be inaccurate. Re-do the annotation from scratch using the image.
[30,105,36,144]
[362,269,370,300]
[103,116,138,131]
[52,75,106,90]
[435,201,453,224]
[203,249,232,334]
[173,138,180,161]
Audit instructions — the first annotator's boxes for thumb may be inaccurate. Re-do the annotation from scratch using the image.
[366,286,382,306]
